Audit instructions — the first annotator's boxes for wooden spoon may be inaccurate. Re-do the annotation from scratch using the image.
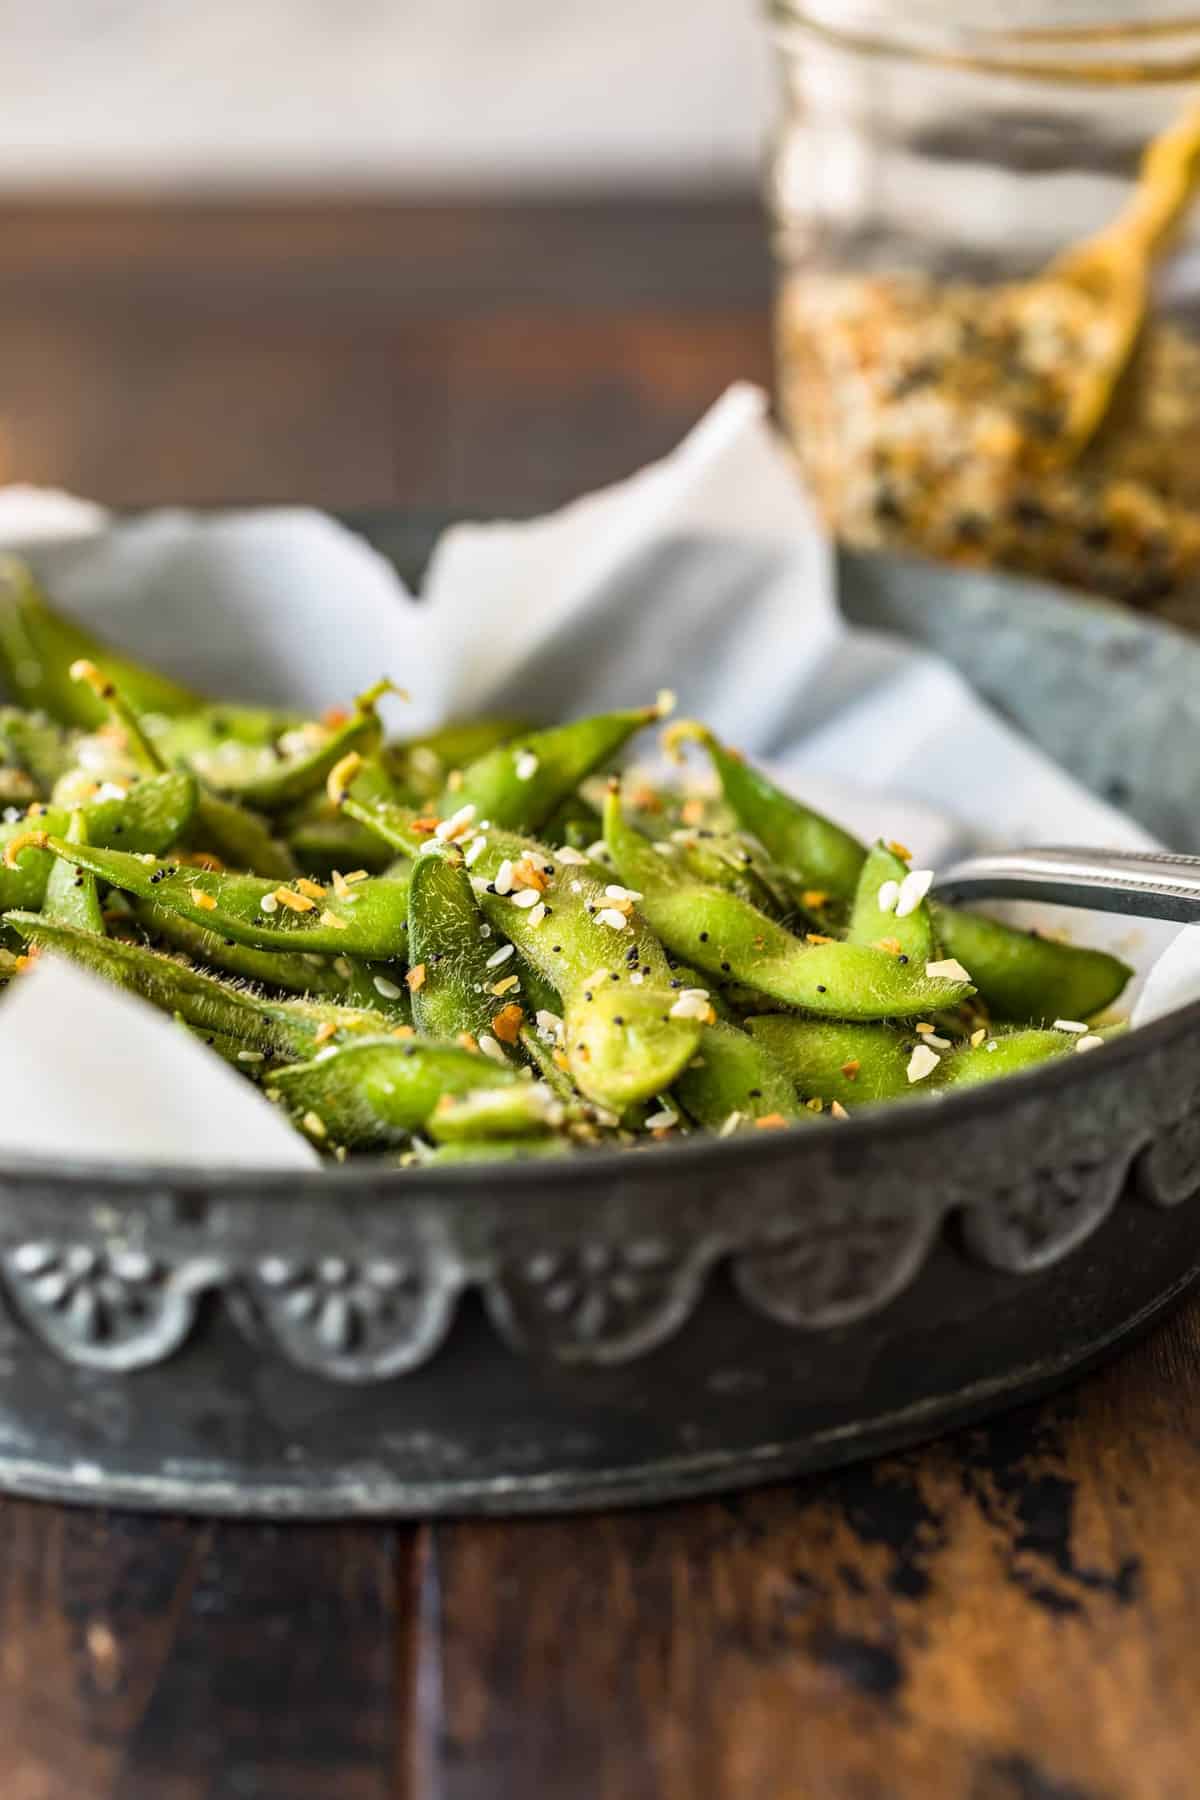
[1017,97,1200,473]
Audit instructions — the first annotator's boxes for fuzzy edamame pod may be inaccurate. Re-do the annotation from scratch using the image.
[0,707,76,794]
[0,769,197,913]
[43,811,106,935]
[426,1082,565,1143]
[944,1027,1084,1087]
[847,843,935,964]
[9,835,410,959]
[384,716,532,800]
[440,704,665,835]
[746,1016,918,1107]
[65,656,298,880]
[194,680,395,813]
[673,1019,800,1130]
[409,1138,570,1167]
[928,903,1131,1023]
[270,1035,522,1149]
[666,721,866,901]
[0,559,205,728]
[602,784,973,1020]
[406,845,519,1051]
[338,791,704,1112]
[6,914,384,1061]
[130,899,354,997]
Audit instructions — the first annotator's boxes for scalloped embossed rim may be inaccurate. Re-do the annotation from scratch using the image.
[2,986,1194,1204]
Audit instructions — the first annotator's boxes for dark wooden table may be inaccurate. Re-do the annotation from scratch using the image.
[1,195,1198,1800]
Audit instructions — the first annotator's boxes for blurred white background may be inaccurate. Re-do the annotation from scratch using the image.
[2,0,769,188]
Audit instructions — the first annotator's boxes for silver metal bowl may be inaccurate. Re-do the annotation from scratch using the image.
[0,520,1195,1518]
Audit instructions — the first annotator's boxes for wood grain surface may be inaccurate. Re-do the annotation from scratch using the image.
[0,195,1196,1800]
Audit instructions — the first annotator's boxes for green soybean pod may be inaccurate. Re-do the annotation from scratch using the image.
[666,721,866,900]
[929,903,1131,1024]
[847,843,934,964]
[42,810,106,935]
[7,913,384,1060]
[602,783,973,1021]
[746,1016,919,1108]
[407,845,520,1053]
[270,1035,520,1150]
[19,835,411,959]
[673,1020,801,1129]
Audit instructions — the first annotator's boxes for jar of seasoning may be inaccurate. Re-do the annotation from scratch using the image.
[765,1,1200,622]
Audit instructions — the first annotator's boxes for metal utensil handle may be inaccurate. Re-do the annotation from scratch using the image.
[934,846,1200,924]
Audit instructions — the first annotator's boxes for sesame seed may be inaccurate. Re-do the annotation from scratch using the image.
[526,902,547,927]
[485,944,515,968]
[907,1043,941,1083]
[925,958,972,983]
[596,907,629,930]
[514,750,539,781]
[373,974,403,1000]
[464,835,488,866]
[259,893,279,914]
[830,1101,850,1120]
[1076,1034,1104,1053]
[511,888,542,909]
[554,846,588,865]
[604,883,643,903]
[719,1111,742,1137]
[478,1034,507,1062]
[669,990,712,1021]
[894,869,933,918]
[435,802,478,843]
[1053,1019,1088,1033]
[493,859,515,896]
[236,1049,265,1063]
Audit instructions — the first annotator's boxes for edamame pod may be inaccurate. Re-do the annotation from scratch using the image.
[270,1035,521,1149]
[427,1082,565,1143]
[603,784,973,1020]
[0,559,204,727]
[339,793,704,1111]
[0,769,197,913]
[674,1020,800,1129]
[43,810,106,935]
[746,1016,917,1107]
[384,716,532,799]
[6,914,384,1060]
[848,843,934,964]
[407,845,519,1051]
[666,721,866,900]
[441,704,665,834]
[131,899,354,997]
[13,836,410,958]
[929,904,1131,1023]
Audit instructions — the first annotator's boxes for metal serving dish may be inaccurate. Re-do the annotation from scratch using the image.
[0,518,1197,1519]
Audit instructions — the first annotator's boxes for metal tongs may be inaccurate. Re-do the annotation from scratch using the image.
[936,848,1200,925]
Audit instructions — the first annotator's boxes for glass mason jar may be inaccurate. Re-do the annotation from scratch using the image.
[766,1,1200,622]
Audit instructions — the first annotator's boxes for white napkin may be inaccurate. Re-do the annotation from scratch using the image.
[0,383,1180,1167]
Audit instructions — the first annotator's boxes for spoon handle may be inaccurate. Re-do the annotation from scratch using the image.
[935,847,1200,924]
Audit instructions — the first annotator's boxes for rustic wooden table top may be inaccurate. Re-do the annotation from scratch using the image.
[1,195,1197,1800]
